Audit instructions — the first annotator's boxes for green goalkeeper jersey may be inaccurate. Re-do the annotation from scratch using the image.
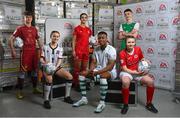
[120,22,136,50]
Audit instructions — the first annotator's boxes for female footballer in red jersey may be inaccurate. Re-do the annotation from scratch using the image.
[119,37,158,114]
[72,13,92,89]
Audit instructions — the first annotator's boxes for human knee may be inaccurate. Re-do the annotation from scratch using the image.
[66,74,73,80]
[100,78,108,85]
[122,77,131,86]
[79,70,87,76]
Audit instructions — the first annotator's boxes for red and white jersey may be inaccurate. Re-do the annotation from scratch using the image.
[41,43,63,66]
[13,25,39,51]
[119,46,144,71]
[73,25,92,53]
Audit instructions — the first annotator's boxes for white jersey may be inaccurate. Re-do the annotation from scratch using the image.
[41,43,63,66]
[92,44,117,73]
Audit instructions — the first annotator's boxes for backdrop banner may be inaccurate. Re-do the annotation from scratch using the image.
[114,0,180,90]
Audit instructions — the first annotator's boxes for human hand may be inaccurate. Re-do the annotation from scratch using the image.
[72,50,76,57]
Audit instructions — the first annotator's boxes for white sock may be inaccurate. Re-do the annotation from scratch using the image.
[44,84,51,101]
[65,82,72,97]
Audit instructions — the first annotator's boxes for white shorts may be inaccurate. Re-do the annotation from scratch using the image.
[119,71,143,81]
[94,66,117,80]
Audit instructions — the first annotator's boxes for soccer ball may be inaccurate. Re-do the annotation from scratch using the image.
[138,60,151,74]
[14,37,23,48]
[44,63,56,75]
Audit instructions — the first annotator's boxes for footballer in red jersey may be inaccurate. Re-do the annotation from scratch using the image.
[72,13,92,88]
[119,37,158,114]
[9,11,42,99]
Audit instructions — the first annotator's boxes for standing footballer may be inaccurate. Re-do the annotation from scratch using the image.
[9,11,42,99]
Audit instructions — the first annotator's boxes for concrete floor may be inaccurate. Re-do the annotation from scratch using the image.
[0,85,180,117]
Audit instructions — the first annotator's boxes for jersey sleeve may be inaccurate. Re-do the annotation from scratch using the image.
[119,24,123,32]
[108,47,117,61]
[119,51,126,67]
[58,47,63,59]
[134,22,140,31]
[13,26,22,38]
[73,27,78,36]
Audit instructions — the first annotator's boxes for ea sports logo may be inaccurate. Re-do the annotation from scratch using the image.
[64,22,73,29]
[158,32,168,41]
[136,6,143,14]
[146,19,154,27]
[159,3,167,11]
[137,33,143,40]
[146,47,155,57]
[159,60,169,71]
[172,15,180,26]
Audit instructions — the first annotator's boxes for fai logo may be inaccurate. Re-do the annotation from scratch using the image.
[159,60,169,71]
[64,22,73,29]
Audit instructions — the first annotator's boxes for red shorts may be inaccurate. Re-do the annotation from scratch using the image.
[20,49,38,72]
[75,51,89,61]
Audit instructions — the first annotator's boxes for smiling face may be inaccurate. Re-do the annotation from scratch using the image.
[80,14,88,25]
[51,32,60,44]
[126,37,136,51]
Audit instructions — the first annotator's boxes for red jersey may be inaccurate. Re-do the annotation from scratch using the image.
[13,25,39,51]
[73,25,92,53]
[119,46,144,71]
